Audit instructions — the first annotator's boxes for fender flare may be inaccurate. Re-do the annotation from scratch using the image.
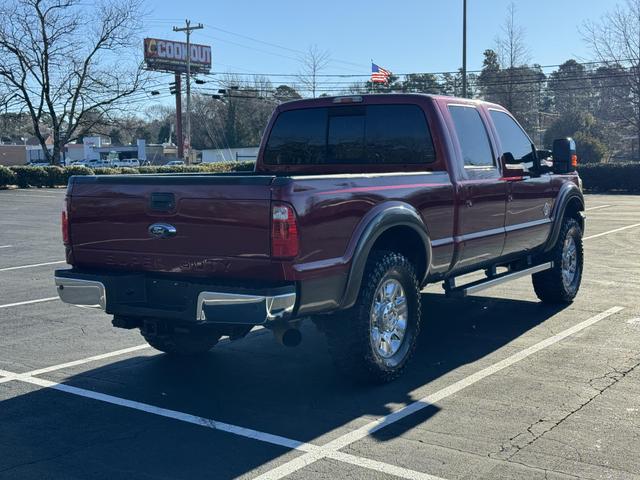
[340,203,432,309]
[543,183,585,252]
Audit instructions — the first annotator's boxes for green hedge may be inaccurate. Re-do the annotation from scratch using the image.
[3,161,635,192]
[578,162,640,193]
[0,162,255,189]
[0,165,16,186]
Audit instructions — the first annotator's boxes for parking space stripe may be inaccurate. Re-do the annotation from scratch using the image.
[13,374,321,452]
[0,368,439,480]
[0,245,12,249]
[5,193,63,198]
[0,297,58,309]
[327,451,448,480]
[0,260,66,272]
[24,344,151,377]
[252,306,624,480]
[584,223,640,241]
[585,204,612,212]
[0,307,624,480]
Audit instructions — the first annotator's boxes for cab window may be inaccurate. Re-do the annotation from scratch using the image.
[448,105,494,167]
[489,110,535,163]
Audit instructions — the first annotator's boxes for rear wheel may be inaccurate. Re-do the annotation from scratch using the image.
[323,250,422,383]
[532,217,583,304]
[142,329,221,356]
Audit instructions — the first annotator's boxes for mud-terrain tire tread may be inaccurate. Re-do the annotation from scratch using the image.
[532,217,583,304]
[323,250,422,384]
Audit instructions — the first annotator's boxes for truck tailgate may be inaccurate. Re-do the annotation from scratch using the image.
[67,175,276,272]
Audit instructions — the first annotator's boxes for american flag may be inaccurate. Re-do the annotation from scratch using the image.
[371,63,391,84]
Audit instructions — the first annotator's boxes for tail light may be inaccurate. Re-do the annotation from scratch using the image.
[271,203,299,258]
[61,197,70,245]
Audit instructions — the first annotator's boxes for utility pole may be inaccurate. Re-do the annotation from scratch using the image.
[462,0,468,98]
[173,19,203,164]
[172,74,183,159]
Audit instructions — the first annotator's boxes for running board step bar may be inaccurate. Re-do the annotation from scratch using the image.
[444,262,554,298]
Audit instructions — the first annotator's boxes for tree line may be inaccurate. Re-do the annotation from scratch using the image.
[0,0,638,164]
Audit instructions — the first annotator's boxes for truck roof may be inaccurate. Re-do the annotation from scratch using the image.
[277,93,505,111]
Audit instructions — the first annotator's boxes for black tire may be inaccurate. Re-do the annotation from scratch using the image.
[142,330,221,356]
[532,217,583,304]
[323,250,422,384]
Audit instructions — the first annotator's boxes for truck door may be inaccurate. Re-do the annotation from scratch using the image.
[488,109,554,256]
[447,104,507,269]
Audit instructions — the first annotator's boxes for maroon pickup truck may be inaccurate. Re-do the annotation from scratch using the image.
[55,94,585,383]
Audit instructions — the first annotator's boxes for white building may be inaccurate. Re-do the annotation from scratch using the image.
[201,147,258,163]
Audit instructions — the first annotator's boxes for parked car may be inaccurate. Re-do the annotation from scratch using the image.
[55,94,584,383]
[26,161,51,167]
[112,158,141,168]
[84,159,114,169]
[165,160,185,166]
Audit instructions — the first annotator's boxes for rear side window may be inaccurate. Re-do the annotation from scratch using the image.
[263,108,327,165]
[489,110,535,163]
[448,105,494,167]
[264,104,435,165]
[367,105,435,164]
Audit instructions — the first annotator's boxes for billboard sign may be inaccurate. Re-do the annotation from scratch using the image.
[144,38,212,73]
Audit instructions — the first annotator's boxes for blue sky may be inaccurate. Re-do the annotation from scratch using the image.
[143,0,614,81]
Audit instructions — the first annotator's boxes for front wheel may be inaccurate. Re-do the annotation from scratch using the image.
[532,217,584,304]
[323,250,422,383]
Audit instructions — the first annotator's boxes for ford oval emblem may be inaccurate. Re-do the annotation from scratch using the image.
[148,223,177,239]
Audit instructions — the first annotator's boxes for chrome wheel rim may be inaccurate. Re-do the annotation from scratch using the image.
[370,279,408,359]
[561,236,578,289]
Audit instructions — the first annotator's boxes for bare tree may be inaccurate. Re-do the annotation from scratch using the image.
[297,45,330,98]
[496,2,530,70]
[494,2,531,113]
[0,0,148,164]
[583,0,640,155]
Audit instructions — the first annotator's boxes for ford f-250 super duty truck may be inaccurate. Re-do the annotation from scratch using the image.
[55,94,585,383]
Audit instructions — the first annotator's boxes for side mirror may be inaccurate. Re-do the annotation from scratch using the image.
[552,138,577,173]
[500,152,525,179]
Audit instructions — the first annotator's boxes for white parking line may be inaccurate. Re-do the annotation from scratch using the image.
[10,373,321,452]
[0,260,66,272]
[327,451,447,480]
[5,193,63,198]
[0,297,58,309]
[253,306,624,480]
[584,223,640,241]
[0,245,12,249]
[0,307,622,480]
[585,204,612,212]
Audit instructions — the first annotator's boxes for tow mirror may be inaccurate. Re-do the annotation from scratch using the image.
[552,138,577,173]
[500,152,525,179]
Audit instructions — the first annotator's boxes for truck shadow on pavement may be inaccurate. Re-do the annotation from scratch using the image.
[1,293,568,479]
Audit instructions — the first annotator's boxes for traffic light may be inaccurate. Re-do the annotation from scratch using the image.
[169,81,177,95]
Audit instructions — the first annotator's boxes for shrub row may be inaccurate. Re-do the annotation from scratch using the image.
[0,162,256,188]
[578,162,640,193]
[2,161,638,193]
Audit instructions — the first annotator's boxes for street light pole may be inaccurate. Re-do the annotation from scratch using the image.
[173,19,203,164]
[462,0,468,98]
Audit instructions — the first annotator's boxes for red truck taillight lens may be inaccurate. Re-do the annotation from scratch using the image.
[61,199,69,245]
[271,203,299,258]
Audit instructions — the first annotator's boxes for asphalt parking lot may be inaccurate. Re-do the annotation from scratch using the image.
[0,188,639,480]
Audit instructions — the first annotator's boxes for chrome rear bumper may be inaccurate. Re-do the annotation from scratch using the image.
[55,271,296,324]
[55,277,106,309]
